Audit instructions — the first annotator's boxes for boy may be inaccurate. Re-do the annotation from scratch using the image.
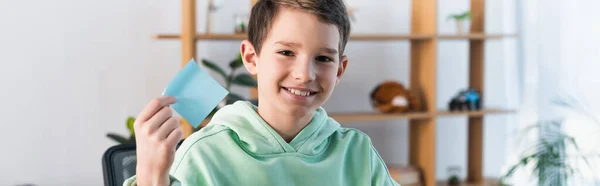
[125,0,399,185]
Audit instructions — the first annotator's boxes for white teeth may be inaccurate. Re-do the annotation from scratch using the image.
[286,88,312,97]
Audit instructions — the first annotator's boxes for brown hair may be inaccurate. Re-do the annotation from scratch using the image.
[248,0,351,57]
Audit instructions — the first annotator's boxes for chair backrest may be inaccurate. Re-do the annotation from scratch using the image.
[102,144,136,186]
[102,140,185,186]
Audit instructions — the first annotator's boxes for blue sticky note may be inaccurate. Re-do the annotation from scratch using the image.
[163,59,229,128]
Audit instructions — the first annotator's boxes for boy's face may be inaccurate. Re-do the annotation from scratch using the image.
[241,7,348,117]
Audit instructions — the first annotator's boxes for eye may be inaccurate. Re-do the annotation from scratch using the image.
[316,56,333,62]
[277,50,294,57]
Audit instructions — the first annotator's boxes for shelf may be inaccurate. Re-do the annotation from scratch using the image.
[154,33,247,40]
[437,33,517,40]
[153,33,515,41]
[437,109,516,117]
[154,33,434,40]
[437,179,501,186]
[198,109,514,125]
[330,112,435,122]
[350,34,434,40]
[329,109,515,123]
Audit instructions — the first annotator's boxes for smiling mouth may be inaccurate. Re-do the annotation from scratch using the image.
[282,87,318,97]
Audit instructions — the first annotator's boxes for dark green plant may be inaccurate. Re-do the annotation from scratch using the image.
[446,165,461,185]
[501,97,599,186]
[202,53,257,117]
[106,117,136,144]
[448,175,460,185]
[447,11,471,21]
[501,120,577,186]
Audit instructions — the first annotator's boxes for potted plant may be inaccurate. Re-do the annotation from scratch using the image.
[447,10,471,35]
[447,165,461,185]
[201,53,258,115]
[106,117,136,144]
[501,97,599,185]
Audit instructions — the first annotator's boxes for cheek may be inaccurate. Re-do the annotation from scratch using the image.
[258,57,286,82]
[317,65,339,86]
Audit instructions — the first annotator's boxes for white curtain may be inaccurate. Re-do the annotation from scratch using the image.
[511,0,600,185]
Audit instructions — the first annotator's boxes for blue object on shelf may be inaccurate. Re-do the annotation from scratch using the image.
[448,88,481,111]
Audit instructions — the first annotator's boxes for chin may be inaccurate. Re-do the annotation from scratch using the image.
[288,104,316,117]
[274,99,311,116]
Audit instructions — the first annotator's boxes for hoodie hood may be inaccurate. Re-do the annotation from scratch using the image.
[208,101,340,156]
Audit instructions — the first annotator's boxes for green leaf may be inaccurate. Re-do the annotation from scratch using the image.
[107,133,131,144]
[126,117,136,137]
[447,14,457,20]
[202,59,227,80]
[227,93,246,104]
[231,74,257,87]
[458,12,471,20]
[447,11,471,21]
[229,53,244,70]
[236,53,243,61]
[129,135,136,143]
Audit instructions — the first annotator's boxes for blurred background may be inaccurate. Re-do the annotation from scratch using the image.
[1,0,599,185]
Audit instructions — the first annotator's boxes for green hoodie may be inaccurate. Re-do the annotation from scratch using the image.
[124,101,399,186]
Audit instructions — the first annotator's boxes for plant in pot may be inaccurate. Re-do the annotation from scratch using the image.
[200,53,258,131]
[447,165,461,185]
[106,117,136,144]
[500,97,600,186]
[447,10,471,35]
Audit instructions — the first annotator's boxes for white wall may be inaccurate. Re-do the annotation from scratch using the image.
[0,0,516,185]
[0,0,182,185]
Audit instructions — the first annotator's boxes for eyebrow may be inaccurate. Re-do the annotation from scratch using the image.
[273,41,338,54]
[321,47,338,54]
[274,41,301,48]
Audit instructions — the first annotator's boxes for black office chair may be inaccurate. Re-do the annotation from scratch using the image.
[102,141,185,186]
[102,143,137,186]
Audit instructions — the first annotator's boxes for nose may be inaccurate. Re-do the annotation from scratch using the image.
[291,57,316,83]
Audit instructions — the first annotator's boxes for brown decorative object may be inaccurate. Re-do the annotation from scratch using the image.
[370,81,422,113]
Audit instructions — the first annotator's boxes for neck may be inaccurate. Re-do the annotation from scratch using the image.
[256,103,313,143]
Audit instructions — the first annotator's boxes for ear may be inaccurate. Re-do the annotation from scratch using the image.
[240,40,258,75]
[335,55,348,84]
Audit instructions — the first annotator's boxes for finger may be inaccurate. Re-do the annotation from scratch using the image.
[146,106,173,133]
[137,96,176,122]
[157,117,180,140]
[166,126,183,148]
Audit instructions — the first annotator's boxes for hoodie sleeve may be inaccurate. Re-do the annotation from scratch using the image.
[122,175,181,186]
[370,146,401,186]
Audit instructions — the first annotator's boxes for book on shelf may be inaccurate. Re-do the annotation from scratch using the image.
[387,164,422,186]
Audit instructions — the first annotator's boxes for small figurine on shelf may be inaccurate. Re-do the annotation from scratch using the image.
[448,88,481,111]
